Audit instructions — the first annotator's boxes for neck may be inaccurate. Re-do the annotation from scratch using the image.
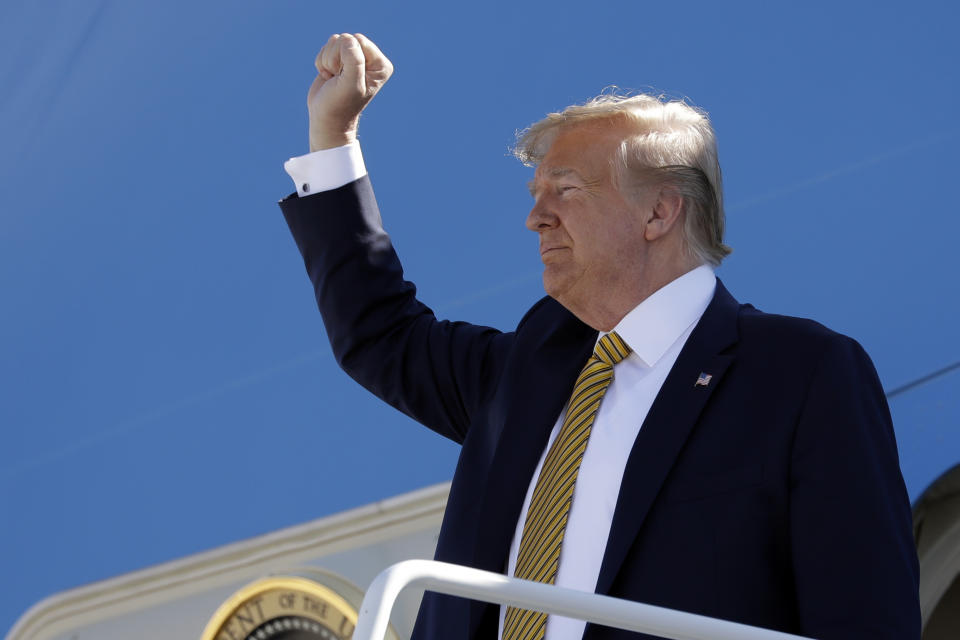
[577,259,704,332]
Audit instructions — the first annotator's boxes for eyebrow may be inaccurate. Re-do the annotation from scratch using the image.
[527,167,582,196]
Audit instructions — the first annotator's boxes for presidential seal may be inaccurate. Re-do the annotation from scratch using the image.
[201,571,383,640]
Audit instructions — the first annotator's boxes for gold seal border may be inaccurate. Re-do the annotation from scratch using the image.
[199,576,359,640]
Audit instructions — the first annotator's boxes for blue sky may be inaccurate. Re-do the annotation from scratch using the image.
[2,0,959,633]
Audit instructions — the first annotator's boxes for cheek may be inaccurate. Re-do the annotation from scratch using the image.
[611,208,647,244]
[593,221,644,269]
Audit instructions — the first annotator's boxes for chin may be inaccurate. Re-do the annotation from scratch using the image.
[541,271,570,303]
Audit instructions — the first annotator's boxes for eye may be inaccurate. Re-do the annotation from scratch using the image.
[558,185,577,195]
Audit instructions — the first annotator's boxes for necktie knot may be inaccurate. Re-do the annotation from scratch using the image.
[594,331,631,366]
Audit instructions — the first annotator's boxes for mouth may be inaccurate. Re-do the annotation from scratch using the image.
[540,246,566,257]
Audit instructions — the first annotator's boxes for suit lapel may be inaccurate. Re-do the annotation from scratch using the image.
[467,301,596,638]
[594,279,740,595]
[472,302,596,574]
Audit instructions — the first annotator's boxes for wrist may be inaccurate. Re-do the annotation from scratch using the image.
[309,123,358,152]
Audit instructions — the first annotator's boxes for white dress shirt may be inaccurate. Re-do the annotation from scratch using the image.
[284,146,717,640]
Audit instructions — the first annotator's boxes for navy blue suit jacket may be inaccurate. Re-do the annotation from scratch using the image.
[281,176,920,640]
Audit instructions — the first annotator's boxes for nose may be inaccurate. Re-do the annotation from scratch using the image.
[526,197,558,233]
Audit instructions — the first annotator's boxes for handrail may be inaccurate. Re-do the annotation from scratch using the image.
[354,559,813,640]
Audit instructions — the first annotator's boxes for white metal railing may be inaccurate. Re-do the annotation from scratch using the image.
[354,560,813,640]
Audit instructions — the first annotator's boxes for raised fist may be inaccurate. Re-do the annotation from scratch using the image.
[308,33,394,151]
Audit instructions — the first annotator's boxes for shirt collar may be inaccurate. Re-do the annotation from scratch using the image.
[601,264,717,367]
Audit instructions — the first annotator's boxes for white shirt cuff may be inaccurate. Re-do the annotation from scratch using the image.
[283,141,367,197]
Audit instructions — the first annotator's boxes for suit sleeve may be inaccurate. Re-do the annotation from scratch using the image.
[789,334,920,639]
[279,176,515,445]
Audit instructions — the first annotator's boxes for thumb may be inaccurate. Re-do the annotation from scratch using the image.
[339,35,366,93]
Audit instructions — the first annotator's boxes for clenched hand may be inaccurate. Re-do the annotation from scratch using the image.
[308,33,394,152]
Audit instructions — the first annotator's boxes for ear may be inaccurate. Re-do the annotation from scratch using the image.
[644,187,684,242]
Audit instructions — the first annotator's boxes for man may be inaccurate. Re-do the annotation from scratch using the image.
[279,33,920,639]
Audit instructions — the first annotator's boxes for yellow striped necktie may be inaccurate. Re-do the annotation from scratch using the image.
[503,331,632,640]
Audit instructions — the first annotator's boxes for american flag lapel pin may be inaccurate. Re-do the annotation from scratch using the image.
[695,372,713,388]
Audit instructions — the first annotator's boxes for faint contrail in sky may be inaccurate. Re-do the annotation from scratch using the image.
[726,129,959,212]
[4,130,956,478]
[2,0,109,165]
[434,270,542,315]
[2,350,324,478]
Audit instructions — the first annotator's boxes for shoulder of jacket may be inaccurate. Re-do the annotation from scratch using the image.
[515,295,560,331]
[736,304,866,358]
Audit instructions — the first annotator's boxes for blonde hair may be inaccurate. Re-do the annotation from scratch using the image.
[514,92,732,266]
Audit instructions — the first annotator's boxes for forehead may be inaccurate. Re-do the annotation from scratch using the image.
[535,120,628,180]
